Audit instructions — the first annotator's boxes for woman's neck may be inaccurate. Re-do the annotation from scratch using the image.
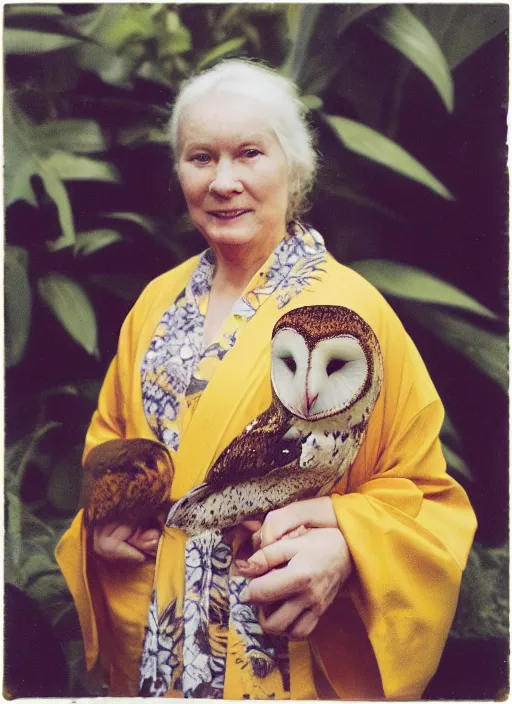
[211,234,284,294]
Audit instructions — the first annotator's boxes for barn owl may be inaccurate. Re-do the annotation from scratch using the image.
[81,438,174,528]
[152,305,383,698]
[168,305,383,534]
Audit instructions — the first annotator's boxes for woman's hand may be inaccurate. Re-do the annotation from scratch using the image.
[236,498,352,640]
[92,522,161,563]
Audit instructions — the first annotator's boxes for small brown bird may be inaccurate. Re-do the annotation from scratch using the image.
[81,438,174,527]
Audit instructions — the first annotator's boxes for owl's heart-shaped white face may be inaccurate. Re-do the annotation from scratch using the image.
[271,327,368,419]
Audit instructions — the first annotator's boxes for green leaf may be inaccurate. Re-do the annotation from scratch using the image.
[5,5,65,18]
[100,211,158,233]
[37,160,76,251]
[47,448,83,512]
[5,246,32,367]
[43,152,120,182]
[71,42,137,88]
[443,443,473,482]
[68,4,156,51]
[89,274,147,302]
[349,260,497,319]
[117,124,169,147]
[5,422,62,495]
[325,115,453,200]
[369,5,453,112]
[35,120,107,154]
[282,4,378,92]
[196,37,247,70]
[300,94,323,110]
[413,5,509,69]
[412,306,508,391]
[38,274,98,357]
[4,98,38,206]
[4,28,80,54]
[164,11,192,55]
[75,229,123,256]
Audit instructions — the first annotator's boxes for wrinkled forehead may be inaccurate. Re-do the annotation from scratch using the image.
[177,91,282,152]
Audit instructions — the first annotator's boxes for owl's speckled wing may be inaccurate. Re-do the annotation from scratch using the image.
[205,399,298,490]
[81,438,174,527]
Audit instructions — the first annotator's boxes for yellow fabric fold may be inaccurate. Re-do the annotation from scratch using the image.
[56,252,476,698]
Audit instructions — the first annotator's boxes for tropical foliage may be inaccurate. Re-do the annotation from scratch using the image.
[4,4,508,697]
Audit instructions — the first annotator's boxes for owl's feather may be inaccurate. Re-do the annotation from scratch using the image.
[206,400,300,489]
[81,438,174,527]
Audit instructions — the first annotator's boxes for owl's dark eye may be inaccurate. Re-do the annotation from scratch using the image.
[326,358,347,376]
[282,356,297,374]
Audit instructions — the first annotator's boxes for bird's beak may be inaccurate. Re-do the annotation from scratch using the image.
[305,390,319,416]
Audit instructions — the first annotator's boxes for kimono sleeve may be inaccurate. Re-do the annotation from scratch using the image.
[82,292,142,459]
[55,287,152,672]
[311,323,477,700]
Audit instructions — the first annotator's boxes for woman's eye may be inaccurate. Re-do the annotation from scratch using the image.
[243,149,261,158]
[282,356,297,374]
[326,358,347,376]
[191,153,210,164]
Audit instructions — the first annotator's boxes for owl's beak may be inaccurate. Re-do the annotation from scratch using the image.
[305,391,319,415]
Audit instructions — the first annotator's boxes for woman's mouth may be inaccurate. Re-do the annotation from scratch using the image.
[208,209,251,220]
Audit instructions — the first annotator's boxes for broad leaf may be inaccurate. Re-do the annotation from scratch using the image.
[47,448,83,512]
[5,421,62,495]
[5,246,32,367]
[35,120,107,154]
[412,306,508,391]
[71,42,137,88]
[89,274,147,302]
[37,161,75,251]
[413,5,509,69]
[369,5,453,112]
[5,5,65,17]
[38,274,98,356]
[350,260,497,319]
[4,28,80,54]
[197,37,247,70]
[442,443,473,482]
[118,124,168,147]
[164,11,192,55]
[326,115,453,200]
[68,4,156,52]
[100,211,158,233]
[43,152,119,182]
[75,229,123,256]
[4,98,38,206]
[300,94,323,111]
[283,4,378,92]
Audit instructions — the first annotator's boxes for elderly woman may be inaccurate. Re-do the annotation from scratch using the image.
[56,60,476,699]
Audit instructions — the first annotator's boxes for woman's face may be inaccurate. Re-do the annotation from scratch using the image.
[177,93,289,254]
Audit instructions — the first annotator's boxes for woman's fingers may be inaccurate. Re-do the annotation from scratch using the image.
[258,497,338,548]
[237,534,304,578]
[128,527,160,557]
[93,526,146,562]
[258,594,308,635]
[286,607,320,641]
[92,523,162,562]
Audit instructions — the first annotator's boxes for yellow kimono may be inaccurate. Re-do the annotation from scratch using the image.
[56,225,476,699]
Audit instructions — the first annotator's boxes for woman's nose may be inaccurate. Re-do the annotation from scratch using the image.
[208,159,243,197]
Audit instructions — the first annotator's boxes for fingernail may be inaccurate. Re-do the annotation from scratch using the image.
[235,559,250,569]
[239,587,250,603]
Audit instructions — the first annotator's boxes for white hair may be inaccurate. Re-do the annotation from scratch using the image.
[168,59,318,222]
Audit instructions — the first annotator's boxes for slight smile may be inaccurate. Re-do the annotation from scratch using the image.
[207,209,252,220]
